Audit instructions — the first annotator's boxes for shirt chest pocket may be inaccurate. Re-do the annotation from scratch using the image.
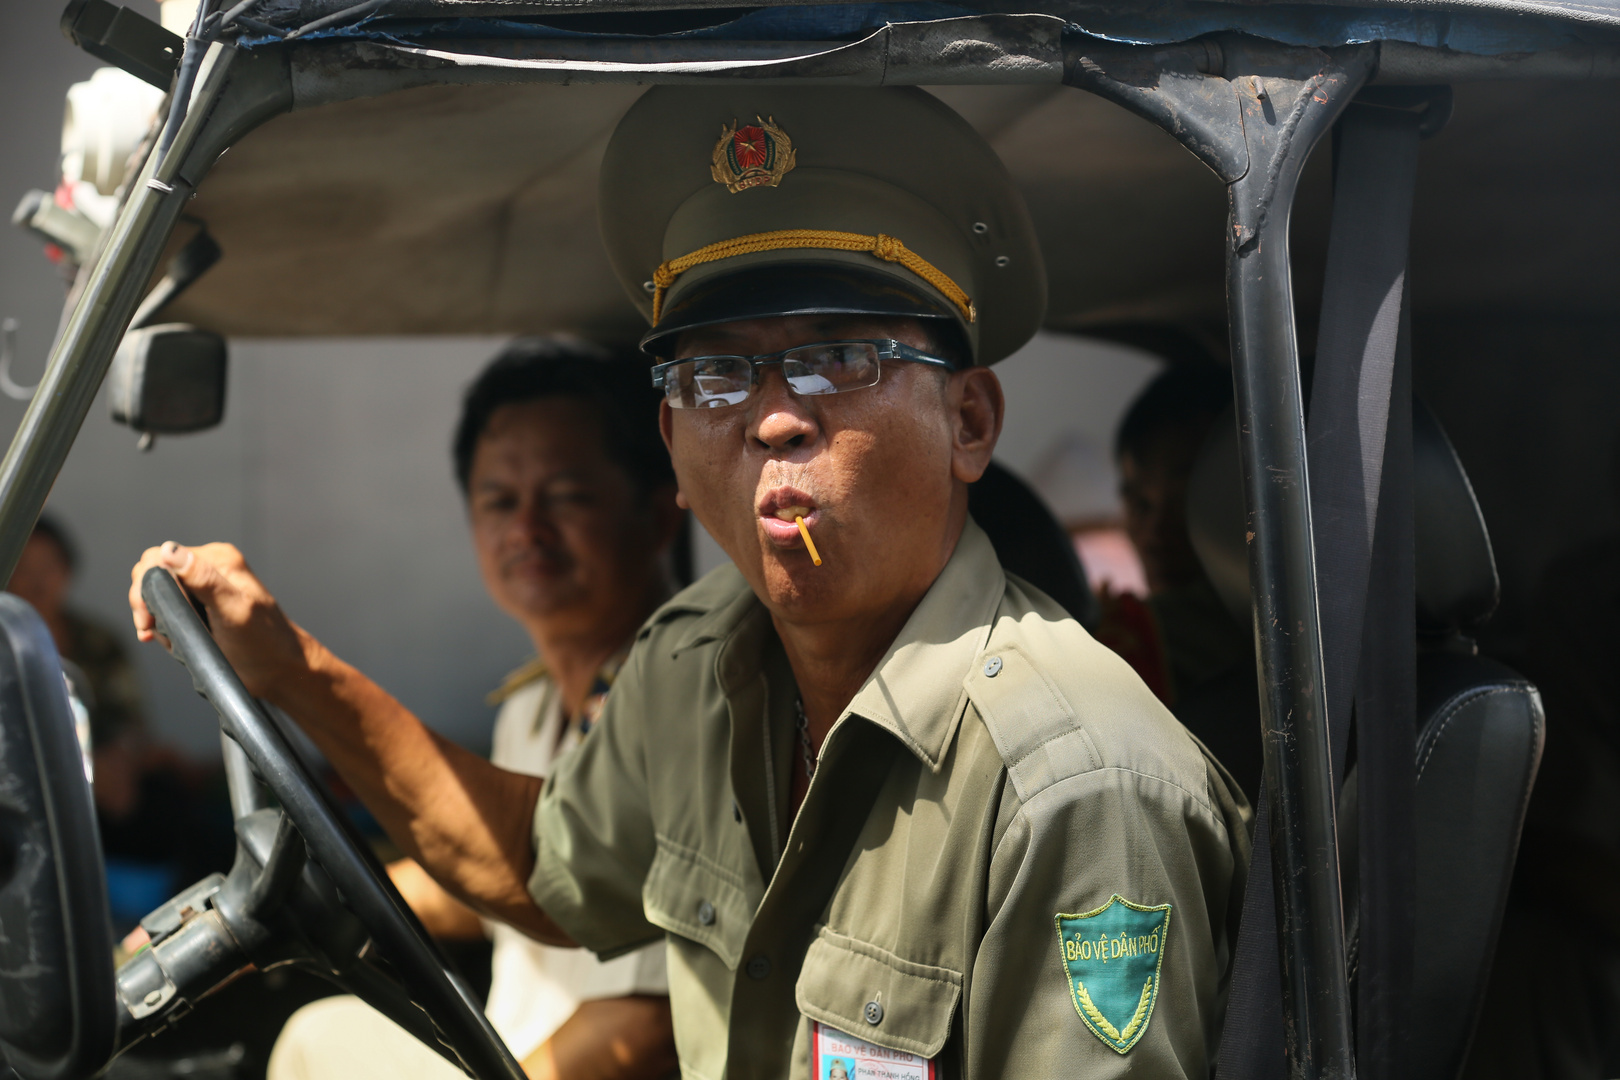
[642,835,754,969]
[796,925,962,1060]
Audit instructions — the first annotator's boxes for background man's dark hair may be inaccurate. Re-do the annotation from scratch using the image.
[1114,363,1232,462]
[453,338,675,496]
[31,513,78,573]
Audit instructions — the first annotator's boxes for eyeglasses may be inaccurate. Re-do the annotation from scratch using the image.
[649,339,955,411]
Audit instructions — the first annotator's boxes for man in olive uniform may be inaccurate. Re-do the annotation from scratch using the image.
[128,86,1250,1078]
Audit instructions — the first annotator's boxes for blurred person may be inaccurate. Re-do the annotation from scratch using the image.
[9,514,147,760]
[7,514,233,922]
[1117,367,1226,599]
[1093,364,1248,707]
[269,340,683,1080]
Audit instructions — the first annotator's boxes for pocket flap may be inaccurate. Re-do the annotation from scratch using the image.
[642,835,751,970]
[796,926,961,1059]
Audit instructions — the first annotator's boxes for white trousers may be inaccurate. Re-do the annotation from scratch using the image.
[268,996,472,1080]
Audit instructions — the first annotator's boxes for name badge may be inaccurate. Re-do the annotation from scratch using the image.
[812,1020,937,1080]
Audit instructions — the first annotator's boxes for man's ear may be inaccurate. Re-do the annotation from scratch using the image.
[648,482,685,554]
[657,401,692,510]
[658,398,675,455]
[950,366,1003,484]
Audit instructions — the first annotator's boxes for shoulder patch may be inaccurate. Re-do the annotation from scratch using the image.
[1054,895,1171,1054]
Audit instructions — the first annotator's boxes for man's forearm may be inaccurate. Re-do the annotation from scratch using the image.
[271,627,570,945]
[522,997,677,1080]
[388,858,488,940]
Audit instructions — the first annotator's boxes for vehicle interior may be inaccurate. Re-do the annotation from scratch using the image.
[0,0,1615,1078]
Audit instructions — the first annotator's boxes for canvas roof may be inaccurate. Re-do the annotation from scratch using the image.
[152,0,1620,342]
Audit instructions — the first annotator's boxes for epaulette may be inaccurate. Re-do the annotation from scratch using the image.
[485,656,549,706]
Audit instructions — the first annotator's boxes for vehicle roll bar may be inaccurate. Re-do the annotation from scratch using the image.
[1072,36,1372,1079]
[1214,46,1369,1080]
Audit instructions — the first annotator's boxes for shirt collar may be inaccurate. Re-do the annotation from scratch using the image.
[842,518,1004,771]
[668,563,763,658]
[666,521,1005,771]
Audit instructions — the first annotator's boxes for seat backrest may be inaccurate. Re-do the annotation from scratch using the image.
[969,459,1098,630]
[1185,400,1544,1079]
[1338,651,1544,1080]
[1361,653,1543,1080]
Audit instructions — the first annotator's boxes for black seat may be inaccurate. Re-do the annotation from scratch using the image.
[1184,401,1545,1080]
[969,459,1098,631]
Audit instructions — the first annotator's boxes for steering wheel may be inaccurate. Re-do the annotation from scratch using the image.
[134,566,525,1080]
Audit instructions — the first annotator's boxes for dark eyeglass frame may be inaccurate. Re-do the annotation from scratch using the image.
[649,339,957,410]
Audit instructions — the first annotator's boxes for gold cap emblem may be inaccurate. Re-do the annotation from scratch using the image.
[710,116,796,194]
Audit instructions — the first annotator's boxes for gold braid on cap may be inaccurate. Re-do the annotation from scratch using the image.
[651,229,976,326]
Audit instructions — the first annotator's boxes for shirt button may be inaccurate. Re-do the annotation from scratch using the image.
[983,655,1003,677]
[697,900,716,926]
[864,1000,884,1025]
[746,955,772,980]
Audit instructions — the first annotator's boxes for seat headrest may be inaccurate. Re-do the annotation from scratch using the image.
[1187,399,1499,636]
[970,460,1099,630]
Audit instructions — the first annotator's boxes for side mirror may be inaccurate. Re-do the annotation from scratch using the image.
[0,595,117,1080]
[107,323,227,437]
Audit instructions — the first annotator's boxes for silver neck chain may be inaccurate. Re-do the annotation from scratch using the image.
[794,697,817,781]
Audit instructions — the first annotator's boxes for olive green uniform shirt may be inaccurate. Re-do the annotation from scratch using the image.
[529,520,1251,1079]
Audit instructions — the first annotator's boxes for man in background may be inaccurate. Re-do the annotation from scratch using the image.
[1094,365,1246,703]
[8,514,233,924]
[270,340,683,1080]
[1090,364,1261,800]
[9,515,146,749]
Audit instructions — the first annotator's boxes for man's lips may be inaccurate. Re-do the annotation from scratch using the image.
[758,488,820,549]
[502,550,571,577]
[760,511,821,546]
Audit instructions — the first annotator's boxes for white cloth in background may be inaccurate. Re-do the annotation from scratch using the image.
[482,677,667,1060]
[269,671,667,1080]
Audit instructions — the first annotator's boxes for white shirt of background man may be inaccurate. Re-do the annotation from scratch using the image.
[483,676,669,1060]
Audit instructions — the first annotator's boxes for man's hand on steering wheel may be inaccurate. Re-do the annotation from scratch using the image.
[121,564,528,1080]
[128,542,309,699]
[125,541,566,951]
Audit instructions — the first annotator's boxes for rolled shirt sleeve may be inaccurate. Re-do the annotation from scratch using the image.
[528,643,664,959]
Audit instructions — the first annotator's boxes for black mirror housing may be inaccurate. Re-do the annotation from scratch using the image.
[108,324,227,434]
[0,594,117,1080]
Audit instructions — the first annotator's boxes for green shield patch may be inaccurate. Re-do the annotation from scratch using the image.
[1054,895,1172,1054]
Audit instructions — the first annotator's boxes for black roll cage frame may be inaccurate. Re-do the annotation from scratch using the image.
[6,5,1615,1076]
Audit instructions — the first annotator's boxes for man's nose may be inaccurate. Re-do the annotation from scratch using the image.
[514,496,560,544]
[748,367,820,453]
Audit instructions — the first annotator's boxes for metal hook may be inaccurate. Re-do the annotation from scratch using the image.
[0,319,39,401]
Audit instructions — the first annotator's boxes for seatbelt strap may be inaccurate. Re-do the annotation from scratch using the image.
[1308,102,1422,788]
[1351,271,1416,1080]
[1308,99,1423,1080]
[1216,95,1426,1080]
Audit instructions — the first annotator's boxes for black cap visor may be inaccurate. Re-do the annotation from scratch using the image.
[640,263,961,359]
